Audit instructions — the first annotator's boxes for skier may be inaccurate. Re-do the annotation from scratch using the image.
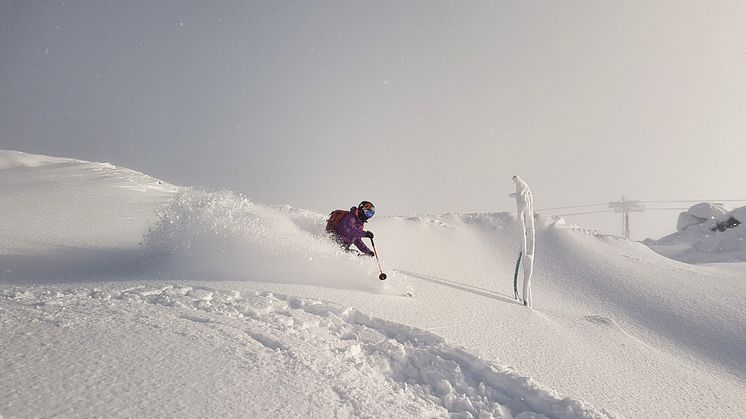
[326,201,376,257]
[510,175,535,307]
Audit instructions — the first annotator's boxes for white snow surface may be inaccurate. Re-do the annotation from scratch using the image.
[1,150,745,418]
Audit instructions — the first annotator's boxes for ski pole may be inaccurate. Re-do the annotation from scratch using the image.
[369,238,387,280]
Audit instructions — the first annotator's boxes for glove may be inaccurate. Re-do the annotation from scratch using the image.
[364,231,374,239]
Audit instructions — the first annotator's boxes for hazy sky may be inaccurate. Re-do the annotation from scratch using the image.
[2,1,745,240]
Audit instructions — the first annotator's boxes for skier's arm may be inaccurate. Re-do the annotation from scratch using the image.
[353,237,374,256]
[337,212,373,255]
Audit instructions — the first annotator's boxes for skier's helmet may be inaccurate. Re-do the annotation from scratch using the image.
[358,201,375,221]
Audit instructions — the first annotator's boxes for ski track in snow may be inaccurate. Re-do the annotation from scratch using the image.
[0,284,613,419]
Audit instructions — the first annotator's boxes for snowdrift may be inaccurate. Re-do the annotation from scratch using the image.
[2,150,745,418]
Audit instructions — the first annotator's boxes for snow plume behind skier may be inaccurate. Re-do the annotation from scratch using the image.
[510,175,535,307]
[327,201,376,257]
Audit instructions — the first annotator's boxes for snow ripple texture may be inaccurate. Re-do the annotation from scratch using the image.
[0,284,611,419]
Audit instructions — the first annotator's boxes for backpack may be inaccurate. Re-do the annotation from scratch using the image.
[326,209,350,233]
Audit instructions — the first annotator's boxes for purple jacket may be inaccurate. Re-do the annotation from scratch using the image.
[332,207,374,256]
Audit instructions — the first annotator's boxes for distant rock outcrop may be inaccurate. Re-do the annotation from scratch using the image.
[676,202,728,231]
[647,202,746,263]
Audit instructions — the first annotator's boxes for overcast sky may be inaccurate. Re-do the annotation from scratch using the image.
[2,1,745,240]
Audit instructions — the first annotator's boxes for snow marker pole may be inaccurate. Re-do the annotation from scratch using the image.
[369,238,387,280]
[513,251,522,300]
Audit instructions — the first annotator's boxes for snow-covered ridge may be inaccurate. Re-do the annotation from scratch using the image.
[0,150,177,257]
[0,149,81,169]
[0,149,174,192]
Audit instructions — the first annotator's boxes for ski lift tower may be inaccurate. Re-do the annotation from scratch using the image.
[609,196,645,239]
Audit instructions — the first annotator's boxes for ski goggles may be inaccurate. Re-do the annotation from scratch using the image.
[360,203,375,218]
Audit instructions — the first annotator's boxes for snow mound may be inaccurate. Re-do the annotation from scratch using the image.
[0,283,612,419]
[0,150,176,281]
[645,203,746,263]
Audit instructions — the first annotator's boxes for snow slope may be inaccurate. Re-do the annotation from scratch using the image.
[1,151,745,418]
